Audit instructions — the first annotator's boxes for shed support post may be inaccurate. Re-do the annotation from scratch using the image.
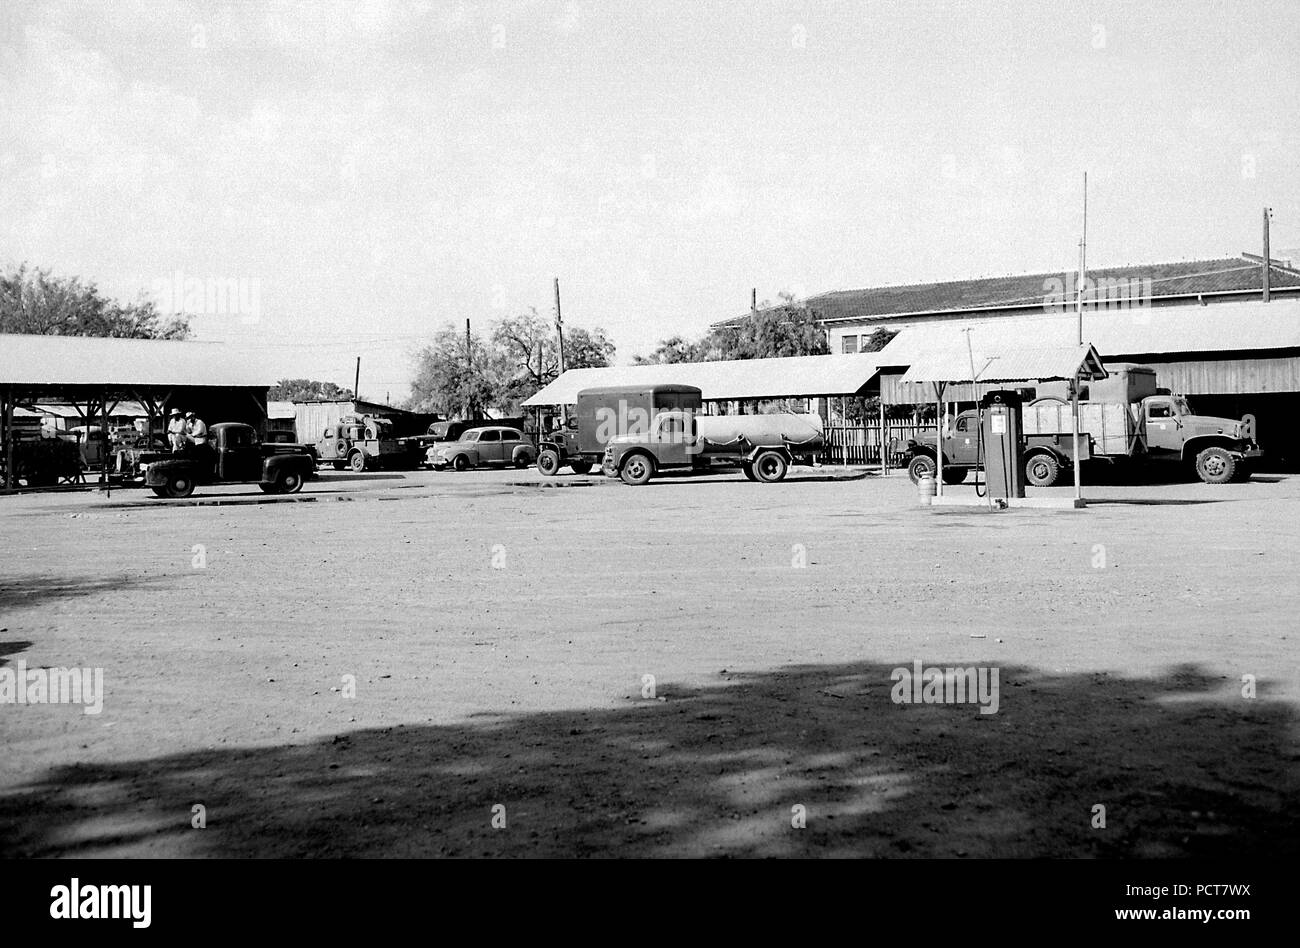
[935,382,946,497]
[1072,374,1082,502]
[2,386,12,491]
[880,396,887,474]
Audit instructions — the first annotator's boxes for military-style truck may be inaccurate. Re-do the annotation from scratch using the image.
[145,423,316,498]
[589,387,824,486]
[315,414,420,472]
[902,364,1263,486]
[536,384,703,476]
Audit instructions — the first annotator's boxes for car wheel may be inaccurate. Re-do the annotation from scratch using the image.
[1024,452,1061,487]
[907,454,936,485]
[514,452,531,469]
[349,451,367,473]
[619,454,653,486]
[453,454,470,472]
[1195,446,1235,484]
[569,459,592,475]
[165,475,195,498]
[537,449,561,476]
[752,450,788,483]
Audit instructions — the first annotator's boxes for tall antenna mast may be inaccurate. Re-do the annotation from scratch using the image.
[1076,171,1088,345]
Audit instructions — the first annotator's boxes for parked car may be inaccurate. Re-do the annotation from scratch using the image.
[427,426,536,471]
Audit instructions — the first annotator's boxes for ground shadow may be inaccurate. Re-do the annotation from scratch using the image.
[0,640,32,668]
[1,660,1295,858]
[0,574,163,612]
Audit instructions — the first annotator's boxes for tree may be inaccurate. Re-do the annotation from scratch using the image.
[406,324,509,417]
[268,379,354,402]
[633,334,713,365]
[0,263,190,339]
[492,310,615,403]
[636,291,829,364]
[861,328,899,353]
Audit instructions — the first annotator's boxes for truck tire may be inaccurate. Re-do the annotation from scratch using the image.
[741,461,757,481]
[942,467,967,485]
[349,450,367,473]
[452,454,470,472]
[537,449,561,476]
[335,439,348,456]
[569,459,592,475]
[278,470,304,494]
[1024,452,1061,487]
[619,453,654,486]
[752,450,788,483]
[332,461,347,471]
[164,474,195,498]
[1195,446,1236,484]
[907,454,936,484]
[151,486,168,498]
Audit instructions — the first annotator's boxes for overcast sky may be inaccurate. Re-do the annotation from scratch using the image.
[2,0,1297,400]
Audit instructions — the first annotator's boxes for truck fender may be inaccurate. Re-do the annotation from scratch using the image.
[1180,435,1243,463]
[144,458,197,487]
[263,454,313,481]
[741,445,792,463]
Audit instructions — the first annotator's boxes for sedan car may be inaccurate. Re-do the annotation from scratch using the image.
[427,426,536,471]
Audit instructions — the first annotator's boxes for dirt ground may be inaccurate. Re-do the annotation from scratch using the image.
[1,465,1297,858]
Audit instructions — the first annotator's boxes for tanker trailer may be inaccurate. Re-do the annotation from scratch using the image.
[602,408,825,485]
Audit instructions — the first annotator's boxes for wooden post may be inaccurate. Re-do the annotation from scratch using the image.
[2,386,12,491]
[880,396,888,474]
[935,382,945,496]
[1071,374,1082,502]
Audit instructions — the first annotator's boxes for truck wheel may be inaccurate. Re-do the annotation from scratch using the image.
[537,449,561,476]
[741,462,757,481]
[1024,452,1061,487]
[332,461,347,471]
[569,460,592,475]
[164,474,195,498]
[752,450,788,483]
[1195,446,1236,484]
[619,454,654,486]
[278,471,304,494]
[907,454,936,485]
[452,454,470,472]
[942,467,967,485]
[151,486,168,498]
[348,451,366,473]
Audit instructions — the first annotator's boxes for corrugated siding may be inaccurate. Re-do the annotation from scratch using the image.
[1126,355,1300,395]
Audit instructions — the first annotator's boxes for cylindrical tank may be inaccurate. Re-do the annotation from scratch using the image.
[694,413,825,454]
[918,473,936,505]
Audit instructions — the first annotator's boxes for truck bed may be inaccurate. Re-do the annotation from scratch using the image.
[1023,400,1142,458]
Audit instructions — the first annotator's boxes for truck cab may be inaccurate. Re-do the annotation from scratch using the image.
[1141,394,1260,481]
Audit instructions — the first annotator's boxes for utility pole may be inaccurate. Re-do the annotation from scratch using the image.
[751,287,757,314]
[554,278,567,425]
[354,356,361,403]
[1264,207,1273,302]
[1076,171,1088,345]
[465,318,474,420]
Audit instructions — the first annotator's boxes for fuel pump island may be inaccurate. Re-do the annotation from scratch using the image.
[898,342,1111,509]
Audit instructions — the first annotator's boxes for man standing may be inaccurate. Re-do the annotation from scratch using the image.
[185,411,209,447]
[167,409,187,452]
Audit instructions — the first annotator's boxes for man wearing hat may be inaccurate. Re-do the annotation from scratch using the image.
[167,408,187,452]
[185,411,209,448]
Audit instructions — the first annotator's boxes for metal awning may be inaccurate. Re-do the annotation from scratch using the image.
[896,343,1107,397]
[522,353,887,406]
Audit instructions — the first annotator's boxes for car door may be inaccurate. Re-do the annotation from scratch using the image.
[500,428,524,464]
[476,428,503,464]
[1143,398,1181,455]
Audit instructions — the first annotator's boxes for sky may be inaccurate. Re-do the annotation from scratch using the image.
[1,0,1297,401]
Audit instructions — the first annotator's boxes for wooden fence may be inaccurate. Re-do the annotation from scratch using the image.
[821,422,937,466]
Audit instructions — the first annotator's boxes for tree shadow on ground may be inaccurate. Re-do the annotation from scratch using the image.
[1,661,1296,858]
[0,640,32,668]
[0,574,164,612]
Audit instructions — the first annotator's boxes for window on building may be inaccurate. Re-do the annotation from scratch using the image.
[841,335,859,354]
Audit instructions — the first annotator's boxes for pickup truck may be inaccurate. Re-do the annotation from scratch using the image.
[145,422,316,498]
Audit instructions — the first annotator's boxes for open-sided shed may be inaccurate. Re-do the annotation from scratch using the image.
[0,333,273,489]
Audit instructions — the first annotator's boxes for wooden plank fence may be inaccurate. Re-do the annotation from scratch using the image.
[821,422,937,466]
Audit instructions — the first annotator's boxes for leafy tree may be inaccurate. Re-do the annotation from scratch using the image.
[492,309,615,402]
[861,328,899,353]
[636,291,829,364]
[633,334,714,365]
[0,263,190,339]
[268,379,355,401]
[406,324,509,417]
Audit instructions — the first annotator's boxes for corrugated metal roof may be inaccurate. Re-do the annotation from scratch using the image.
[0,333,274,387]
[897,344,1108,390]
[522,353,886,406]
[880,299,1300,363]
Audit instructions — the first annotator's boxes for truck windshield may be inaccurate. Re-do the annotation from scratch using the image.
[1173,396,1192,416]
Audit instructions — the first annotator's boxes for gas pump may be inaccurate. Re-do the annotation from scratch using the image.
[979,390,1024,499]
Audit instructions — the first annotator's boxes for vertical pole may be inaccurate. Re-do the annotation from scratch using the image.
[554,278,566,426]
[1,386,11,490]
[1263,207,1272,302]
[464,319,473,420]
[100,390,110,488]
[751,288,757,314]
[1078,171,1087,345]
[1071,375,1082,502]
[841,397,847,467]
[879,395,887,474]
[354,357,361,402]
[935,383,945,497]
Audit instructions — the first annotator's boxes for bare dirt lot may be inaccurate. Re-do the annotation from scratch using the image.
[1,467,1298,858]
